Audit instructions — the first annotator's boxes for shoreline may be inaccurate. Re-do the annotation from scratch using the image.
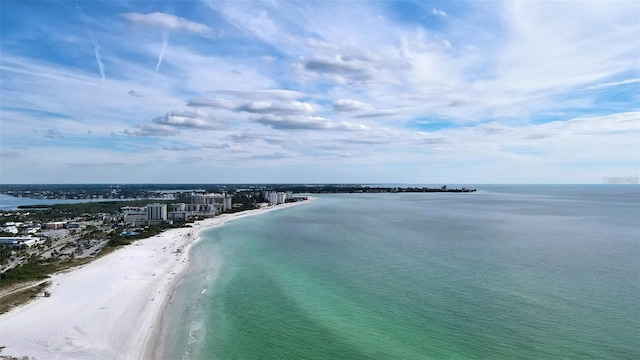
[0,199,313,360]
[147,199,314,359]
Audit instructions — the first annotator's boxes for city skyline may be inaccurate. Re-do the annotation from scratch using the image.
[1,0,638,184]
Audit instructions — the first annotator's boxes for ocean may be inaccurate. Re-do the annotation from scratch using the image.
[162,185,639,359]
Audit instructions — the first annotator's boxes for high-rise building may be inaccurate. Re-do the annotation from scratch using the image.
[266,191,286,205]
[170,203,186,212]
[146,203,167,221]
[190,193,232,212]
[268,191,278,205]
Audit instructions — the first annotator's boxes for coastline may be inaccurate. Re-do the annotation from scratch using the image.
[148,199,314,359]
[0,199,313,360]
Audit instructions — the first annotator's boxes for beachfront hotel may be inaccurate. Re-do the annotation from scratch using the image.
[147,203,168,225]
[166,192,233,220]
[190,193,232,212]
[121,204,168,227]
[120,193,234,226]
[263,191,293,205]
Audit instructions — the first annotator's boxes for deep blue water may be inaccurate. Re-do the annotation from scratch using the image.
[165,185,639,359]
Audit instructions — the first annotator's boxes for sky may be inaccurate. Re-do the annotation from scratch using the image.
[0,0,639,184]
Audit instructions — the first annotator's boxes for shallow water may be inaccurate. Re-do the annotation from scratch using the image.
[165,185,640,359]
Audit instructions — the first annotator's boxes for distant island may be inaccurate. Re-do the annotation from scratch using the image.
[295,184,476,193]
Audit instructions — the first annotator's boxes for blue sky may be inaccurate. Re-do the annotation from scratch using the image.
[1,0,638,184]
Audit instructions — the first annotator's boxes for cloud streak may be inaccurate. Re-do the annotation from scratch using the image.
[585,78,640,90]
[153,31,169,86]
[76,5,105,80]
[121,12,210,34]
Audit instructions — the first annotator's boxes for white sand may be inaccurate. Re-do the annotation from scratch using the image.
[0,200,311,360]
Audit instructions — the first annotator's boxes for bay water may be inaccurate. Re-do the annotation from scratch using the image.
[163,185,639,359]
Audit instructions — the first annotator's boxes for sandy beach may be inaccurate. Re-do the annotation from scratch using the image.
[0,200,311,360]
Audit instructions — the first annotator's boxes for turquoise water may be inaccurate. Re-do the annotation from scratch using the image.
[165,186,640,359]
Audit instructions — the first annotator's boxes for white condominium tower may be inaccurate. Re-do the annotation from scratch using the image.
[146,203,168,221]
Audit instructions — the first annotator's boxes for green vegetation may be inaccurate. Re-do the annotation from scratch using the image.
[14,200,174,222]
[0,281,50,315]
[0,246,14,266]
[0,261,59,288]
[0,221,186,290]
[229,193,259,212]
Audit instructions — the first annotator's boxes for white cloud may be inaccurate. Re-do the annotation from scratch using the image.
[152,110,227,130]
[295,55,374,83]
[213,90,306,101]
[254,115,369,131]
[188,95,317,117]
[120,12,210,34]
[432,8,447,17]
[354,108,411,119]
[123,123,180,137]
[490,1,639,95]
[188,98,237,110]
[585,78,640,90]
[238,101,316,115]
[332,99,370,112]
